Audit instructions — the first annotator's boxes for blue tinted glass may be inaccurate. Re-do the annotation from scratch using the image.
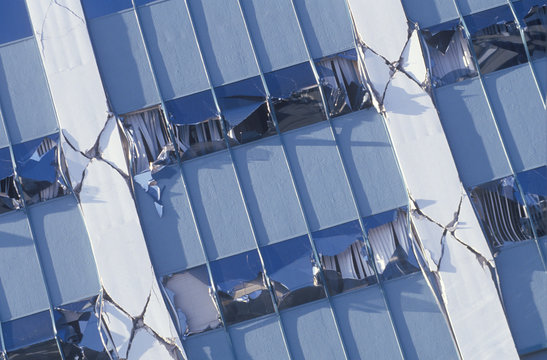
[517,166,547,237]
[165,90,218,125]
[135,0,156,5]
[0,147,13,180]
[264,62,317,99]
[261,235,325,309]
[81,0,133,20]
[0,0,33,45]
[514,1,547,60]
[3,311,54,351]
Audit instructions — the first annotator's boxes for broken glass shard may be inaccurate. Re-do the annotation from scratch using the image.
[514,2,547,60]
[422,20,477,87]
[516,166,547,237]
[215,76,276,145]
[264,62,327,132]
[363,208,420,281]
[166,90,227,160]
[0,147,21,213]
[261,236,325,310]
[210,250,274,324]
[315,49,371,117]
[470,175,533,248]
[13,133,69,205]
[465,5,528,74]
[312,220,376,295]
[163,265,223,337]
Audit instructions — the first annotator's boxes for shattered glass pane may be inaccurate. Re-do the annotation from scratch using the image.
[465,5,528,74]
[120,107,175,176]
[312,220,376,296]
[516,166,547,237]
[2,311,54,352]
[364,209,420,281]
[261,236,325,310]
[165,90,227,160]
[0,147,21,214]
[216,76,277,145]
[163,266,222,338]
[13,134,69,206]
[264,62,327,133]
[7,339,62,360]
[422,20,478,87]
[315,49,372,117]
[514,1,547,60]
[470,175,533,248]
[210,250,274,325]
[55,297,114,359]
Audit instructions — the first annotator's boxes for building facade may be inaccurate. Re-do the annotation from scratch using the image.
[0,0,545,359]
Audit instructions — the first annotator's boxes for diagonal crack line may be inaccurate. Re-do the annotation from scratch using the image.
[53,0,85,23]
[125,292,152,359]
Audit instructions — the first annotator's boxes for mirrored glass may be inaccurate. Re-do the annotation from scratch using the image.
[0,0,33,45]
[264,62,327,132]
[0,147,21,214]
[13,133,69,205]
[422,20,478,87]
[312,220,376,296]
[364,209,420,281]
[7,339,61,360]
[315,49,372,117]
[165,90,227,160]
[261,236,325,310]
[470,176,533,248]
[81,0,133,20]
[163,265,222,338]
[465,5,528,74]
[516,166,547,237]
[514,1,547,60]
[210,250,273,325]
[216,77,276,145]
[2,311,54,352]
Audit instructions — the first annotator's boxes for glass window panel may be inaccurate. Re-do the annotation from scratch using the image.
[465,5,528,74]
[312,220,376,296]
[165,90,227,160]
[163,265,223,338]
[7,339,61,360]
[120,107,175,176]
[516,166,547,237]
[470,176,533,249]
[0,0,33,45]
[422,20,478,87]
[514,1,547,60]
[315,49,372,117]
[55,297,116,359]
[264,63,327,132]
[215,77,276,145]
[2,311,54,351]
[12,133,69,206]
[261,236,325,310]
[81,0,133,20]
[0,147,21,213]
[364,209,420,281]
[210,250,274,325]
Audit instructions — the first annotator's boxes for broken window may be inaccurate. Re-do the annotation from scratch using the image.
[165,90,227,160]
[364,209,420,281]
[0,147,21,214]
[315,49,372,117]
[13,134,69,206]
[465,5,528,74]
[55,297,116,359]
[261,236,325,310]
[2,311,59,359]
[514,1,547,60]
[210,250,274,325]
[264,62,327,132]
[120,107,175,176]
[422,20,478,87]
[215,76,277,145]
[470,176,533,248]
[516,166,547,237]
[312,220,376,296]
[162,265,222,338]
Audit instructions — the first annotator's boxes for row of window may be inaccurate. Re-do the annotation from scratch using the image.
[160,207,420,338]
[421,2,546,87]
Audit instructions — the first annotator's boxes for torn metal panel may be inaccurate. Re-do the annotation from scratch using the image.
[25,1,185,357]
[400,30,428,85]
[346,0,409,63]
[127,328,179,360]
[102,300,133,357]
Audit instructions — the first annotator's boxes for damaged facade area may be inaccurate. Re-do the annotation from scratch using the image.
[0,0,545,359]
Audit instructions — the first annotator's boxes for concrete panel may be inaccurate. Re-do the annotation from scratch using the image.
[184,328,235,360]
